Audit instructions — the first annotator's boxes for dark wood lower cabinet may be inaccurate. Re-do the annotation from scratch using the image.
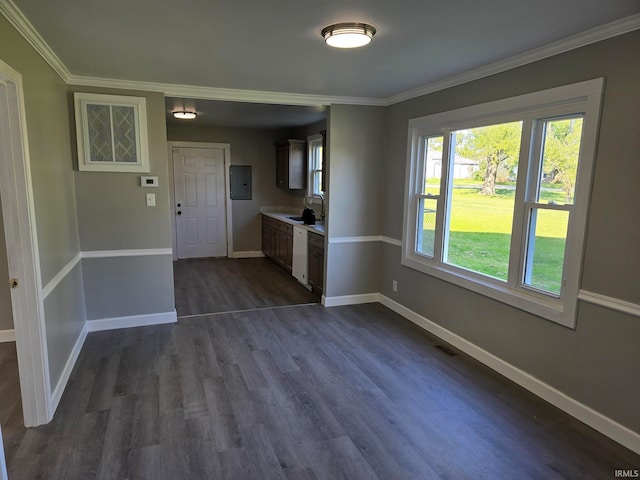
[307,231,325,295]
[262,215,324,291]
[262,217,276,259]
[262,215,293,273]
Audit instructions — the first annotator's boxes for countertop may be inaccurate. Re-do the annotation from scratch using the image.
[260,207,326,236]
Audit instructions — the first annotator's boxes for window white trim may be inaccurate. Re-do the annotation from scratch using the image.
[307,133,324,197]
[402,78,604,328]
[74,92,150,172]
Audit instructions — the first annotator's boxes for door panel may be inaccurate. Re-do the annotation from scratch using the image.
[173,147,228,258]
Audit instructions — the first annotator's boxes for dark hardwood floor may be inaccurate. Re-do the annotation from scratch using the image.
[0,341,23,464]
[174,258,319,317]
[5,302,639,479]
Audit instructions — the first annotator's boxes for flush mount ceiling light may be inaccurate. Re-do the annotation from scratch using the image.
[173,111,197,120]
[321,22,376,49]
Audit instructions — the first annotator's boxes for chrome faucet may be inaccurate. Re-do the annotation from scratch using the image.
[310,194,325,221]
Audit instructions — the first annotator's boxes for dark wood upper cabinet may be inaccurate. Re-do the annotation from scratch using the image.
[275,139,306,190]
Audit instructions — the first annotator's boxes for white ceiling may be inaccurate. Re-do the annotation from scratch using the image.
[5,0,639,127]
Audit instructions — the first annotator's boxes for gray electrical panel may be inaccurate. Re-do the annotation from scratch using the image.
[230,165,252,200]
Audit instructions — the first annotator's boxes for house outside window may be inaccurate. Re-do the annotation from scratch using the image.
[402,79,603,328]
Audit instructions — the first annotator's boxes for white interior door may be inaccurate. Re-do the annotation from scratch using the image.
[173,146,228,259]
[172,147,227,258]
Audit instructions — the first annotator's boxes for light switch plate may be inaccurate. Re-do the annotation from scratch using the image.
[146,193,156,206]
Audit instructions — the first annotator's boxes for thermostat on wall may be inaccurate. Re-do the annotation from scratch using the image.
[140,176,158,187]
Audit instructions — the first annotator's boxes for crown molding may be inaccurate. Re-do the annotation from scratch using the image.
[67,75,386,107]
[0,0,71,82]
[2,0,638,107]
[385,13,640,106]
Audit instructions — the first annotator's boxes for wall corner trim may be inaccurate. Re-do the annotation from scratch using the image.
[42,253,82,300]
[0,329,16,343]
[385,13,640,105]
[86,310,177,332]
[578,290,640,318]
[381,236,403,247]
[322,293,381,307]
[231,251,266,259]
[50,322,88,414]
[378,294,640,455]
[0,0,71,82]
[326,235,402,246]
[81,248,173,259]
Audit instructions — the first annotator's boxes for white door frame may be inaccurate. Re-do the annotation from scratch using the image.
[0,424,7,480]
[0,59,52,433]
[167,142,233,260]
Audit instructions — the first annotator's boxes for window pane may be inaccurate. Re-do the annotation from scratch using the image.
[312,171,322,195]
[310,142,324,194]
[538,117,583,205]
[444,121,523,281]
[417,197,437,257]
[112,105,138,163]
[524,208,569,295]
[87,104,113,162]
[423,136,444,195]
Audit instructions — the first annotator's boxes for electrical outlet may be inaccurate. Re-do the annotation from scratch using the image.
[392,280,398,292]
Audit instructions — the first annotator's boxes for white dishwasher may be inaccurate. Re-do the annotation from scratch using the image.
[292,225,310,288]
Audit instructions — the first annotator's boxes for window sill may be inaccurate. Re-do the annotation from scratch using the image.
[401,253,576,329]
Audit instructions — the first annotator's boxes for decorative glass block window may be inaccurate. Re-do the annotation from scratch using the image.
[74,93,150,172]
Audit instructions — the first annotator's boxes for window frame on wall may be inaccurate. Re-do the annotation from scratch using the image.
[401,79,604,328]
[74,92,150,172]
[307,133,324,197]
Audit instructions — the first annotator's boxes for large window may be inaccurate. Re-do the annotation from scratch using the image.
[402,79,603,327]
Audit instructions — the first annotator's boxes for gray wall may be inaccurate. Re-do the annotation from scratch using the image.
[43,264,86,385]
[69,85,175,320]
[325,105,385,297]
[0,198,13,331]
[70,86,173,251]
[166,124,307,252]
[1,16,86,388]
[380,31,640,432]
[82,256,174,319]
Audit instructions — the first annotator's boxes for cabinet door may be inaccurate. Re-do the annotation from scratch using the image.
[287,142,306,190]
[275,145,288,188]
[308,245,319,288]
[262,217,276,258]
[275,140,306,190]
[283,232,293,272]
[307,245,324,295]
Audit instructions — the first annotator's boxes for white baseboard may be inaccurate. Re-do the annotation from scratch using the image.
[50,323,88,413]
[322,292,380,307]
[378,294,640,456]
[86,310,178,332]
[0,329,16,343]
[231,251,266,259]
